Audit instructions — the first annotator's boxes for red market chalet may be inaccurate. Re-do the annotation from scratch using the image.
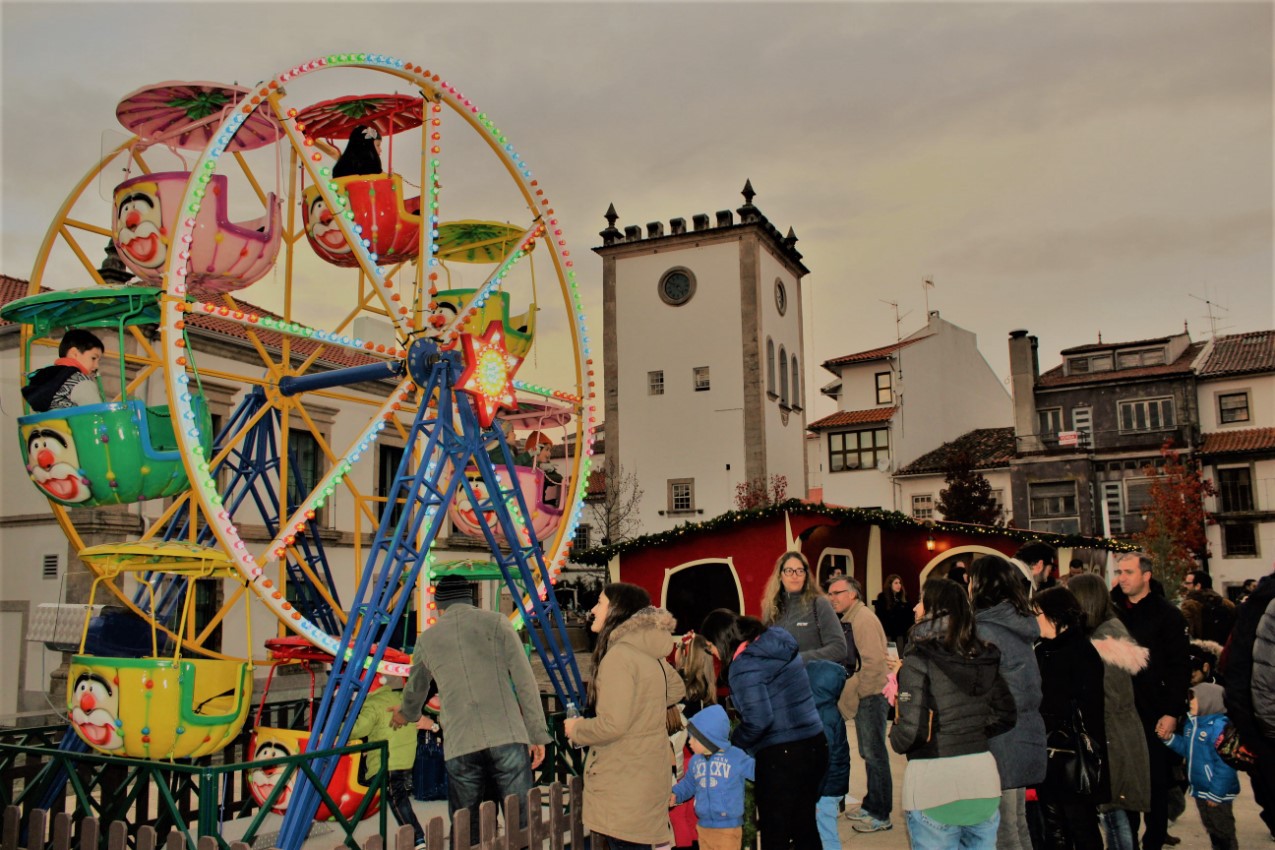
[571,499,1131,634]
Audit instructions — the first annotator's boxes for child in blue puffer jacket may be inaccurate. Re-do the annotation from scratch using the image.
[1160,682,1239,850]
[670,704,755,850]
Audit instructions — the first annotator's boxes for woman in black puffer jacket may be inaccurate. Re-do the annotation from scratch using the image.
[891,579,1017,848]
[1033,587,1110,850]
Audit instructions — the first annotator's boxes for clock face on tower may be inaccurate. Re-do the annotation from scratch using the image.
[775,279,788,316]
[658,268,696,306]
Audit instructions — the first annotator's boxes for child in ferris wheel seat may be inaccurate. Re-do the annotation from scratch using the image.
[332,124,383,179]
[22,328,105,413]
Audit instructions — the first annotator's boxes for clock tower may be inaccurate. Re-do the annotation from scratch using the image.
[594,181,810,535]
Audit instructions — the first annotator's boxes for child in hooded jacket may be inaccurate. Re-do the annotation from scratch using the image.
[1160,682,1239,850]
[670,705,755,850]
[807,659,851,849]
[352,681,425,850]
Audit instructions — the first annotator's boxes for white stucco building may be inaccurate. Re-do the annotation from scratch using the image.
[809,312,1012,511]
[1194,330,1275,587]
[595,183,810,534]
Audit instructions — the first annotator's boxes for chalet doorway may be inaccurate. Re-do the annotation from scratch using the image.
[663,561,742,635]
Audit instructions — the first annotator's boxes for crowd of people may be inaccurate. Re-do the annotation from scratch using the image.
[374,543,1272,850]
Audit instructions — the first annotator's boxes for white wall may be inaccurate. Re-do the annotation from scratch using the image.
[896,470,1013,523]
[613,241,748,532]
[1198,374,1275,432]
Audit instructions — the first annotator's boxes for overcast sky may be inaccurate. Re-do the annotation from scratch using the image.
[2,1,1271,420]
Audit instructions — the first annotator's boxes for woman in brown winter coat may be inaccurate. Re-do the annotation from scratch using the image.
[565,583,685,849]
[1069,573,1151,850]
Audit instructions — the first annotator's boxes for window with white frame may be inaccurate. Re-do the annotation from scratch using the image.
[574,523,592,550]
[1038,408,1063,436]
[1125,477,1154,516]
[668,479,695,513]
[693,366,710,391]
[1219,392,1251,424]
[875,371,892,405]
[1117,348,1167,369]
[1118,397,1175,432]
[1102,481,1125,535]
[912,494,934,520]
[1072,407,1093,436]
[1028,481,1080,534]
[648,370,664,396]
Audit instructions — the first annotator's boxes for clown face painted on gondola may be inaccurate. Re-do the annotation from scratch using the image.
[249,735,298,811]
[113,182,168,269]
[306,195,352,259]
[25,422,91,504]
[70,670,123,751]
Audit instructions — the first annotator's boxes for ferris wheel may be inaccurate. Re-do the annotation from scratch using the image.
[5,54,593,797]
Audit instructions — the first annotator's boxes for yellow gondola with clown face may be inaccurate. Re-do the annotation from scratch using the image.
[68,541,253,760]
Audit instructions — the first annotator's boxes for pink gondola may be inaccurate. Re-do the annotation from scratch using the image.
[113,172,281,294]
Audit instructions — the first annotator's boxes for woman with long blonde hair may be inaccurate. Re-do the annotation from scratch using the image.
[761,551,847,664]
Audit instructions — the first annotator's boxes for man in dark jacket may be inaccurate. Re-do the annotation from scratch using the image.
[1111,552,1191,850]
[1180,570,1236,646]
[1222,568,1275,838]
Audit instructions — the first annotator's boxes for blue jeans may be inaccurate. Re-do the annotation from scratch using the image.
[855,693,893,820]
[1101,809,1136,850]
[906,808,999,850]
[386,768,425,845]
[446,742,533,846]
[817,796,842,849]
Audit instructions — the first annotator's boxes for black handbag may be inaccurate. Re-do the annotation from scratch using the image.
[1045,702,1103,796]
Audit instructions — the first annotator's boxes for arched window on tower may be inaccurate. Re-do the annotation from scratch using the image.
[779,346,789,405]
[790,356,801,409]
[767,338,775,396]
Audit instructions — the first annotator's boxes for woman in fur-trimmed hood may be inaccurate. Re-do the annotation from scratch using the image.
[1070,574,1151,850]
[565,584,684,848]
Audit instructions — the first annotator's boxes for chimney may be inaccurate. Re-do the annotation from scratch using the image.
[1009,330,1041,452]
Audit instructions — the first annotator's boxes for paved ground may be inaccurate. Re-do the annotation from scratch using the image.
[836,717,1272,849]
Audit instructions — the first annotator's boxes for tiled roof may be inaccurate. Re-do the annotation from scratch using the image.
[1061,336,1172,355]
[0,275,47,326]
[1201,428,1275,456]
[1038,342,1204,388]
[184,302,385,370]
[1197,330,1275,378]
[807,406,896,431]
[587,468,606,498]
[896,427,1016,476]
[822,336,928,369]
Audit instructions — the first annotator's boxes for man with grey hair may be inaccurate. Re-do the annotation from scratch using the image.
[827,575,893,833]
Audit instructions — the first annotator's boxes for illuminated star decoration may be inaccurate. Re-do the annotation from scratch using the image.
[456,320,524,428]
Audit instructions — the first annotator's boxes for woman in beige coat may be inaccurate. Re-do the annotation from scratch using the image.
[565,583,685,849]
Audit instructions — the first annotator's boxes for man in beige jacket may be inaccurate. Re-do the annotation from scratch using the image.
[829,576,894,832]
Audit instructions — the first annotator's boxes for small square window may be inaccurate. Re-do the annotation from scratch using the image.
[912,494,934,520]
[669,479,695,513]
[573,523,592,550]
[648,370,664,396]
[693,366,710,391]
[1038,408,1062,436]
[1219,392,1250,424]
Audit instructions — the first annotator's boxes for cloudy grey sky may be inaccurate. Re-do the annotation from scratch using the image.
[2,1,1271,419]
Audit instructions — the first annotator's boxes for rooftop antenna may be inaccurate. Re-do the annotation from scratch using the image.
[880,299,911,345]
[1189,288,1230,338]
[923,276,934,317]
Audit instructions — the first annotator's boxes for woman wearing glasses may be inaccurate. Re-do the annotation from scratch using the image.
[761,551,847,664]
